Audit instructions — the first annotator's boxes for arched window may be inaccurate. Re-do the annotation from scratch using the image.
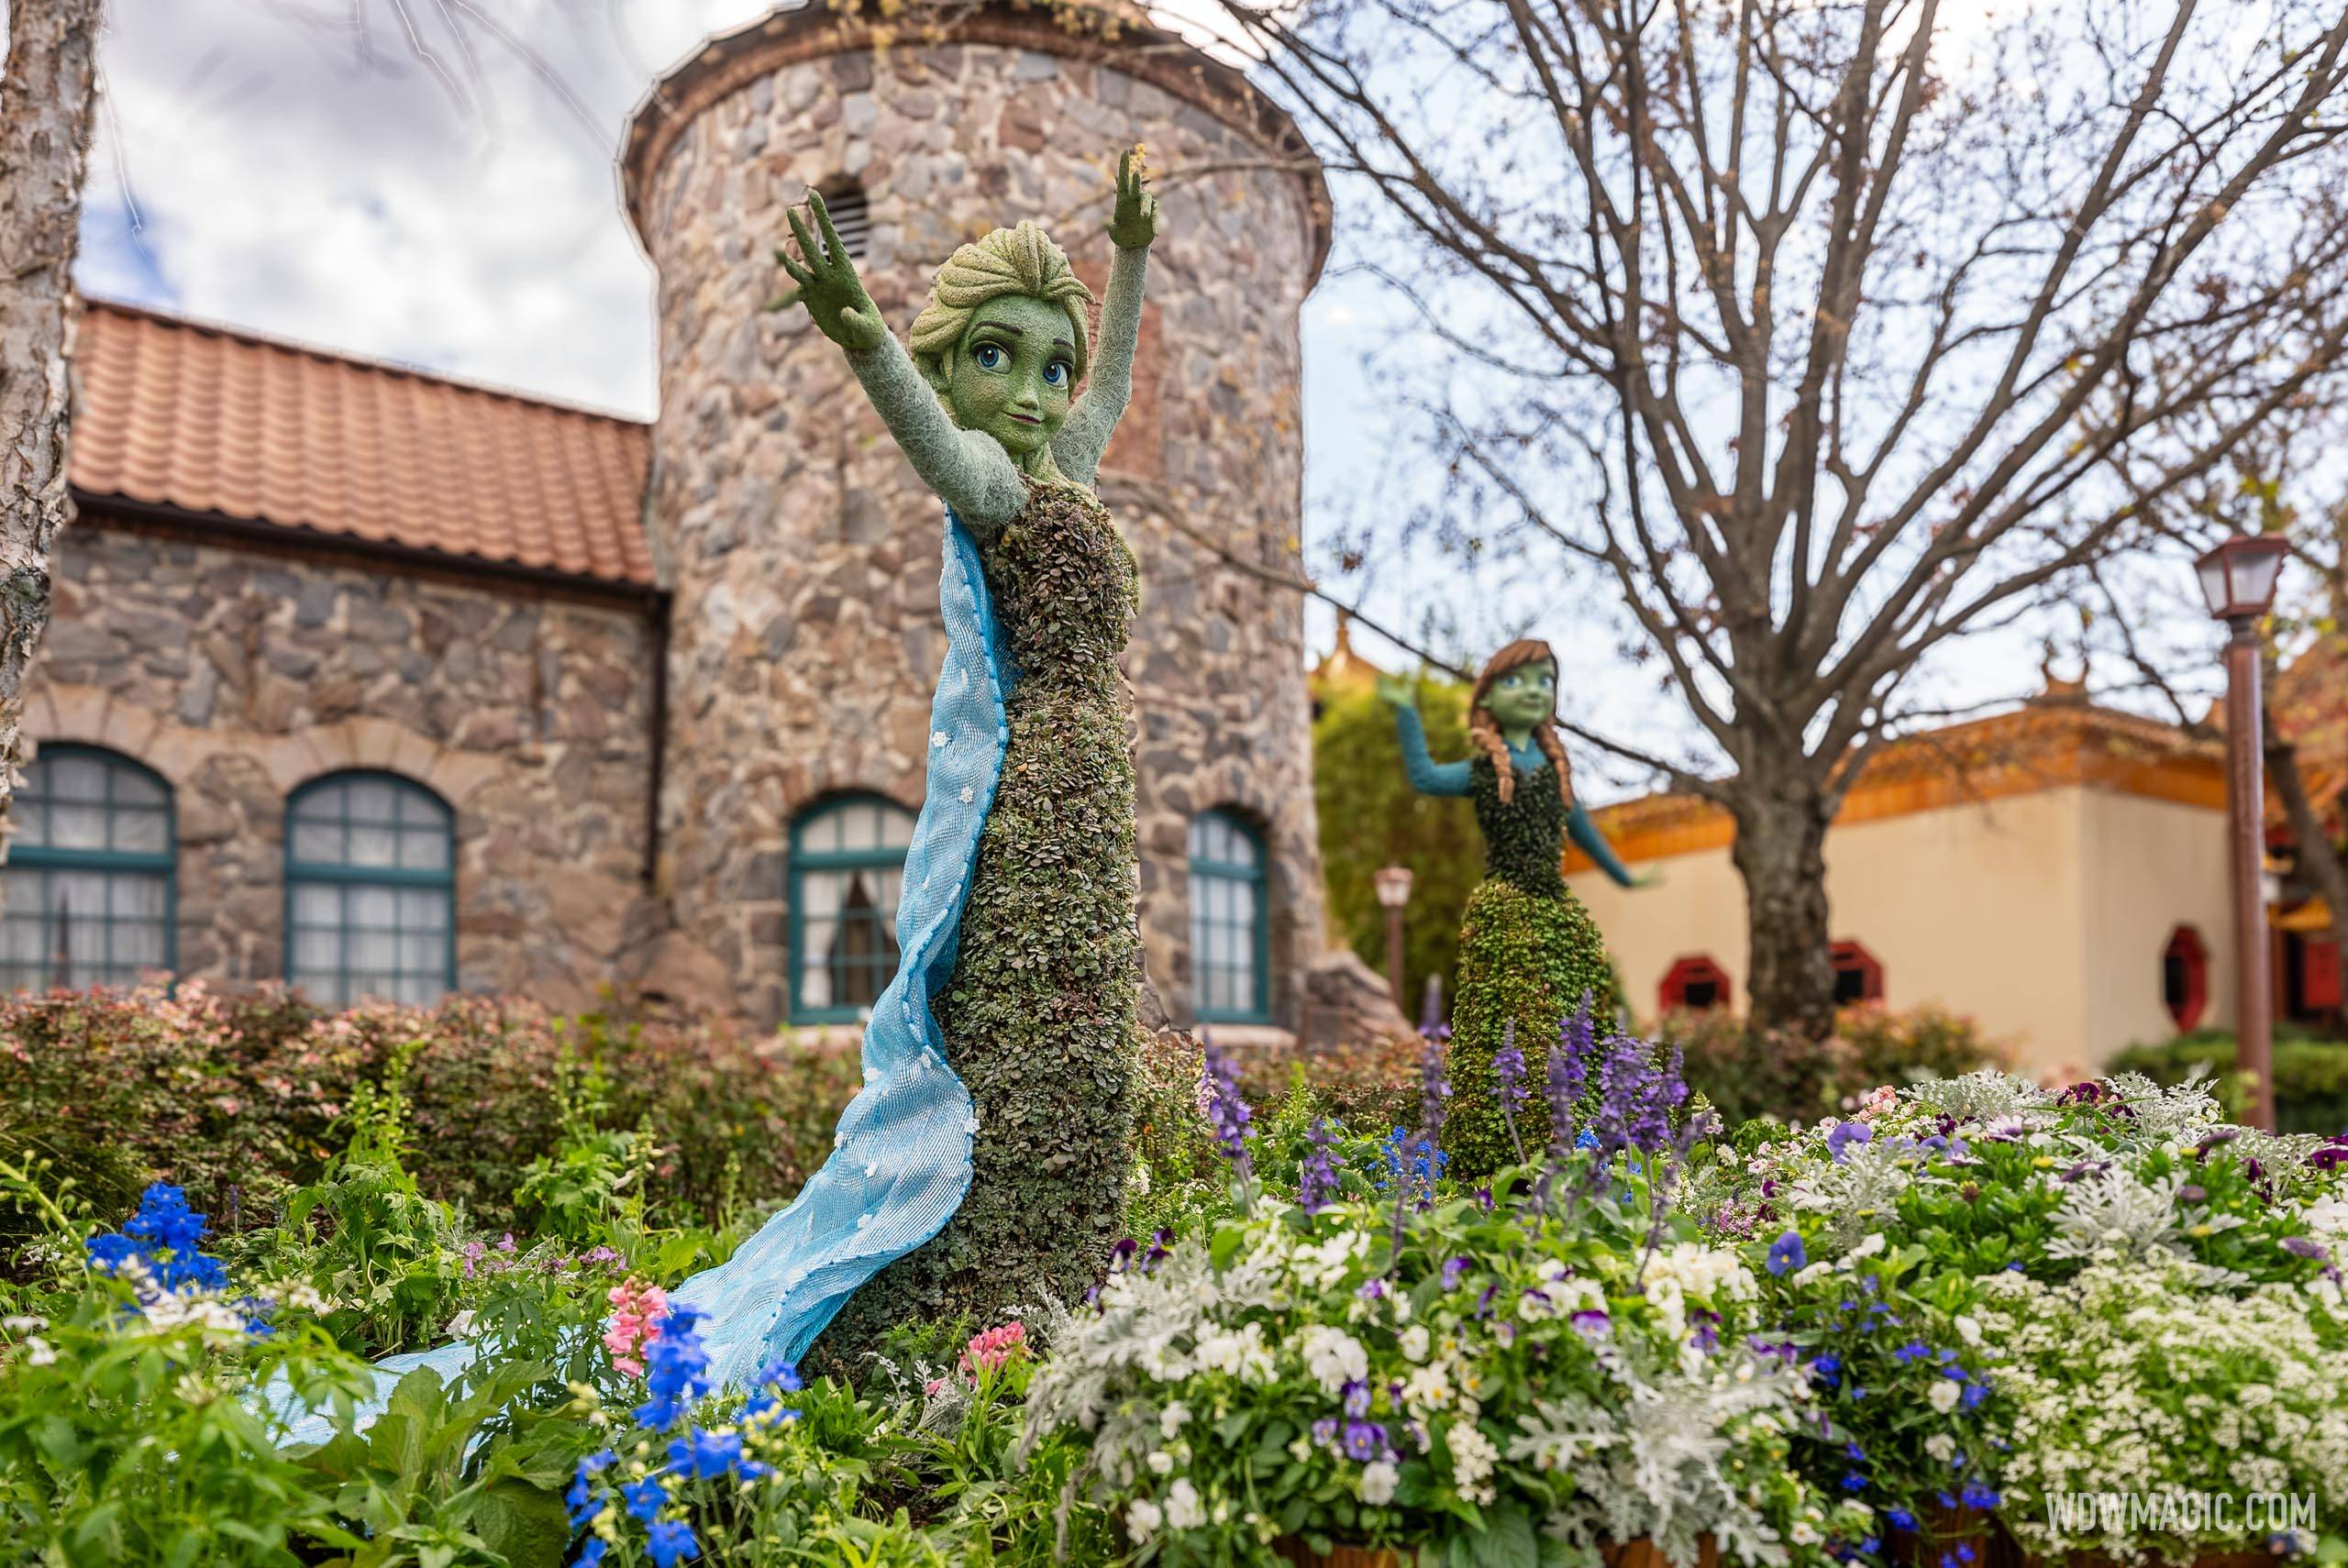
[1189,809,1269,1023]
[2162,924,2209,1032]
[1659,955,1733,1014]
[285,772,455,1007]
[1831,940,1886,1006]
[0,745,174,990]
[790,795,914,1022]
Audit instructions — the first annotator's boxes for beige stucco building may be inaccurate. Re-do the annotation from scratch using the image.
[1566,690,2247,1075]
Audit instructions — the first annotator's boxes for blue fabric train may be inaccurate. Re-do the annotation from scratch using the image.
[269,510,1005,1443]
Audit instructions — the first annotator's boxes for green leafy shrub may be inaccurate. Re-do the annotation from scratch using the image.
[1312,673,1483,1019]
[0,984,859,1258]
[2107,1028,2348,1135]
[1668,1002,2004,1126]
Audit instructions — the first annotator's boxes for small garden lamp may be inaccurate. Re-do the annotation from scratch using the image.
[1373,865,1415,1006]
[2196,533,2287,1132]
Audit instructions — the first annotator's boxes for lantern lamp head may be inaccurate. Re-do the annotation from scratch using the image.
[2194,535,2289,622]
[1373,866,1416,910]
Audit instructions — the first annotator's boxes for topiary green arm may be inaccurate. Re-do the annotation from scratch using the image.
[844,333,1029,529]
[1052,242,1148,488]
[1393,704,1472,797]
[1567,801,1637,888]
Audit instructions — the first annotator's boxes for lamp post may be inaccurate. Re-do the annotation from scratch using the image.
[2195,534,2290,1132]
[1372,866,1415,1007]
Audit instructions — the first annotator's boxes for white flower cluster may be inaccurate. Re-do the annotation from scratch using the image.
[1977,1264,2348,1557]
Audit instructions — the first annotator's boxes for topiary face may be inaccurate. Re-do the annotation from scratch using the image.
[941,294,1079,458]
[1480,658,1557,737]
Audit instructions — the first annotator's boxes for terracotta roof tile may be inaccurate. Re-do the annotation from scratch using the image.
[72,300,655,588]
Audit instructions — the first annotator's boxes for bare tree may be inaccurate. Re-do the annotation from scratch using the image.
[0,0,105,862]
[1210,0,2348,1035]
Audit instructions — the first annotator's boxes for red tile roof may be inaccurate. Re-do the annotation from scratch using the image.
[72,300,656,588]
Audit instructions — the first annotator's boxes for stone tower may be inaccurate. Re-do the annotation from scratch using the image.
[620,2,1335,1032]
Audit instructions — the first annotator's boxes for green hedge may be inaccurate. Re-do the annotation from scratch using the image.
[0,983,859,1255]
[1667,1001,2005,1126]
[2107,1029,2348,1136]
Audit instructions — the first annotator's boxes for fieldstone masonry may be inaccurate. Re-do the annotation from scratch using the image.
[28,522,658,1010]
[629,5,1335,1031]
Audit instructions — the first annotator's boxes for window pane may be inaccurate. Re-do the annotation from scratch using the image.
[349,887,398,930]
[48,802,106,852]
[50,756,107,803]
[399,825,449,871]
[114,806,169,854]
[348,823,399,867]
[293,884,343,926]
[401,932,446,974]
[293,929,342,972]
[109,875,165,920]
[291,821,344,865]
[800,871,843,920]
[879,808,914,850]
[348,778,396,822]
[112,769,166,809]
[399,889,449,929]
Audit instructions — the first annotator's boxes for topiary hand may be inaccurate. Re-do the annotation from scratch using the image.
[1107,144,1159,250]
[1377,674,1414,710]
[770,191,886,352]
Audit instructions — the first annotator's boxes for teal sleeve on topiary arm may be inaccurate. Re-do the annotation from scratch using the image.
[1395,704,1472,797]
[1052,243,1148,488]
[845,333,1029,528]
[1567,801,1637,887]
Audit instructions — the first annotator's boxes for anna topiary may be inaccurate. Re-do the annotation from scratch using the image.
[1381,640,1643,1177]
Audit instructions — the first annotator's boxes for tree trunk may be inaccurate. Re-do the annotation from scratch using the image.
[1727,767,1839,1042]
[2268,726,2348,969]
[0,0,105,872]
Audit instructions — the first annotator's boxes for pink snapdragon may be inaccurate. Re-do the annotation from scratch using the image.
[604,1279,670,1377]
[959,1320,1029,1377]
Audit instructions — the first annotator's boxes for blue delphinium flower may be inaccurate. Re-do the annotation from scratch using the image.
[621,1475,669,1525]
[1200,1047,1255,1186]
[567,1450,616,1526]
[634,1307,714,1430]
[1300,1118,1340,1215]
[574,1540,609,1567]
[1767,1230,1807,1276]
[87,1184,230,1293]
[645,1519,700,1567]
[667,1426,771,1482]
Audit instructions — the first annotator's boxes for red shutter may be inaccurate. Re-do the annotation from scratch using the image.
[2303,939,2344,1011]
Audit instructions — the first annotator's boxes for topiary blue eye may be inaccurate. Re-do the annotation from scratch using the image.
[1044,360,1069,388]
[974,344,1006,370]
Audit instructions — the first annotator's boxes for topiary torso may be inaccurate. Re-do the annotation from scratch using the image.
[1447,753,1612,1178]
[816,481,1141,1366]
[1472,753,1568,899]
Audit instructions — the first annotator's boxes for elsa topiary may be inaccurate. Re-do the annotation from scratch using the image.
[770,155,1159,1364]
[1381,642,1645,1177]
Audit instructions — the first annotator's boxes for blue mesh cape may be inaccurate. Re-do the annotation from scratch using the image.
[265,509,1003,1444]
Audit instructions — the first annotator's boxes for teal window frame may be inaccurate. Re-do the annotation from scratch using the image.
[0,744,177,990]
[788,792,915,1025]
[282,769,458,1007]
[1189,808,1270,1025]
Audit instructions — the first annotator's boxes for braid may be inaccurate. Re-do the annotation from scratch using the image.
[1534,722,1573,806]
[1468,704,1518,804]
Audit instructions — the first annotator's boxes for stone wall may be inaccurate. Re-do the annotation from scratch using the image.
[24,519,659,1010]
[636,9,1331,1031]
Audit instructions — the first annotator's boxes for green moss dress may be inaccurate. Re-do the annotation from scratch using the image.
[816,480,1141,1364]
[1394,708,1629,1176]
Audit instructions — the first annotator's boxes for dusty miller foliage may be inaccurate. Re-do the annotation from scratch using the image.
[1907,1070,2053,1124]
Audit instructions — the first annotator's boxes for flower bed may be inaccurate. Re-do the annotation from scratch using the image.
[2,991,2344,1567]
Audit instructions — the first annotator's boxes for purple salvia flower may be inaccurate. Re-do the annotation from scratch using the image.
[1419,1031,1451,1142]
[1590,1032,1686,1155]
[1200,1046,1255,1187]
[2283,1235,2330,1261]
[1493,1021,1528,1166]
[1299,1117,1340,1215]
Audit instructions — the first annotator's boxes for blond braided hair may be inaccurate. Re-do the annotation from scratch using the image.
[908,220,1093,389]
[1467,638,1572,808]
